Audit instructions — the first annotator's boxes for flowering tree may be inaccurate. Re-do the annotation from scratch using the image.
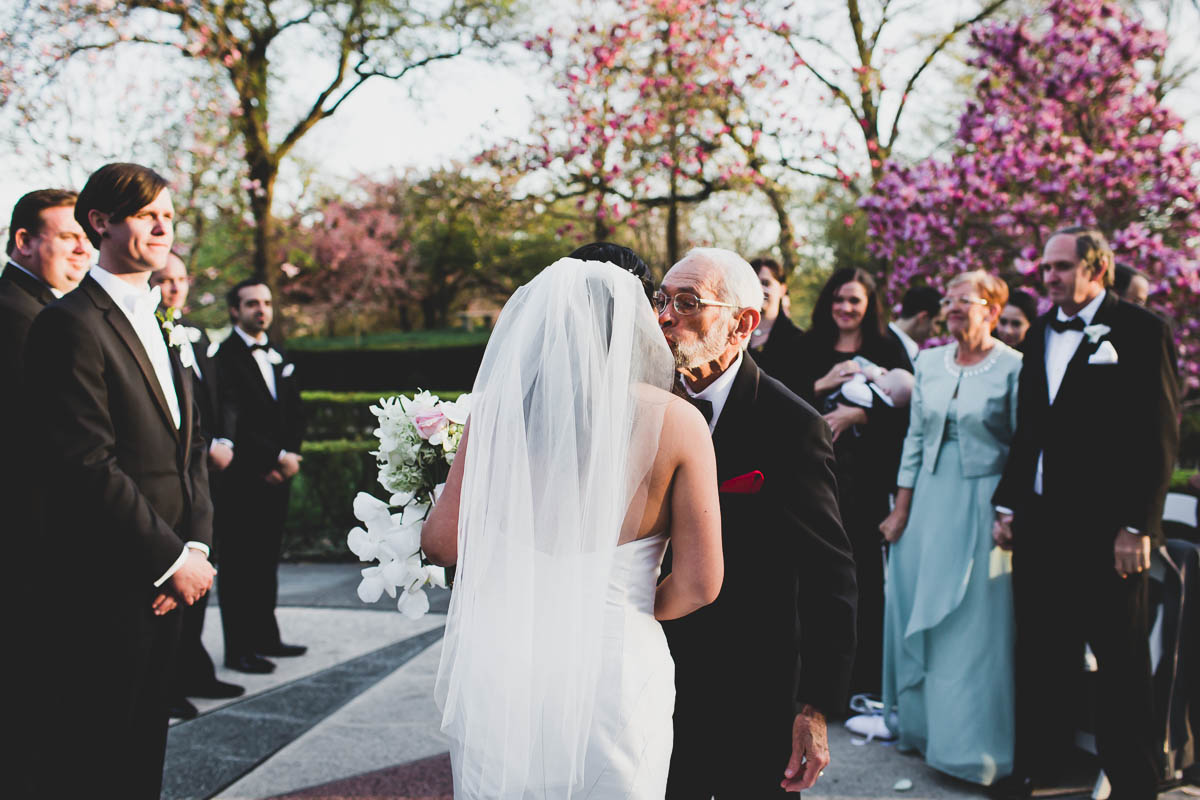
[2,0,513,294]
[487,0,795,268]
[861,0,1200,387]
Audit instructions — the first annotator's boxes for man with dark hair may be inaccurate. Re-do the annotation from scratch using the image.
[888,285,942,368]
[993,226,1179,800]
[22,163,216,797]
[215,277,306,674]
[1114,263,1150,306]
[150,253,244,717]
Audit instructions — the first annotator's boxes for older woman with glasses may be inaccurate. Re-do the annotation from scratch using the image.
[877,270,1022,785]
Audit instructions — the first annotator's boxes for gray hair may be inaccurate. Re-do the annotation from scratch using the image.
[679,247,764,310]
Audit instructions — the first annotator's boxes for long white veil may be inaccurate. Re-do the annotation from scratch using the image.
[434,258,675,798]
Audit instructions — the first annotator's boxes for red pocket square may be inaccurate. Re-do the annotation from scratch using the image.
[719,470,764,494]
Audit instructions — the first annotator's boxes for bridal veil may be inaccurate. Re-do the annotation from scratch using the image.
[434,258,676,798]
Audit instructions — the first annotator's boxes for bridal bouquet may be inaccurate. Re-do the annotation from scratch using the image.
[347,390,470,619]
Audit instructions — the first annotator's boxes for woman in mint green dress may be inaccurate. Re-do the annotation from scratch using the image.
[879,270,1023,786]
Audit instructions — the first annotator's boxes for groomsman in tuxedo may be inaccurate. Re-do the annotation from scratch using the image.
[993,227,1179,800]
[657,248,857,798]
[215,278,306,674]
[2,188,91,788]
[22,163,216,797]
[151,253,245,716]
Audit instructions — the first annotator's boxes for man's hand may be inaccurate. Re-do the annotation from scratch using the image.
[168,549,216,606]
[782,704,830,792]
[992,512,1014,550]
[208,441,234,471]
[1114,528,1151,578]
[264,468,285,485]
[823,404,868,442]
[278,451,302,479]
[151,592,178,616]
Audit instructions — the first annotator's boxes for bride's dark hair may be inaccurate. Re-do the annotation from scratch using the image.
[569,242,655,302]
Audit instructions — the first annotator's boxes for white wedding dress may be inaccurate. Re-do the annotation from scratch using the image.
[435,258,679,799]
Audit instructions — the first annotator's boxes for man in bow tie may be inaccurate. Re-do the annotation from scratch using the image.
[214,278,306,674]
[150,252,245,715]
[656,248,857,797]
[21,163,216,797]
[993,227,1179,800]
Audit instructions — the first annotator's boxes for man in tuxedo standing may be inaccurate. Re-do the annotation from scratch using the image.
[151,252,245,716]
[215,278,306,674]
[22,163,216,797]
[887,285,942,369]
[993,227,1179,800]
[657,248,858,798]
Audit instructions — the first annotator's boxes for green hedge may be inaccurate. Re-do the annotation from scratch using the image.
[302,390,465,441]
[288,329,490,352]
[284,439,378,561]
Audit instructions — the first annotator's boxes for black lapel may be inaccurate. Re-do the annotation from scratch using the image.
[3,262,56,306]
[82,276,180,439]
[710,353,759,480]
[1053,291,1117,408]
[228,330,277,403]
[170,343,194,457]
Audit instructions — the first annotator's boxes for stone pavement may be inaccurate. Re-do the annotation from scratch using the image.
[162,563,1197,800]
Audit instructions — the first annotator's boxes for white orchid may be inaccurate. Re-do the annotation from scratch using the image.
[168,324,203,348]
[397,586,430,619]
[1083,323,1111,344]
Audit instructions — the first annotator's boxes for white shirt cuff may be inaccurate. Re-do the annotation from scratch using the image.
[211,438,233,451]
[1126,527,1142,535]
[278,449,289,462]
[995,506,1014,517]
[153,542,210,587]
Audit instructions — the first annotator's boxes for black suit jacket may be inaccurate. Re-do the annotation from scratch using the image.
[663,354,857,715]
[215,331,304,478]
[24,274,213,585]
[993,291,1179,544]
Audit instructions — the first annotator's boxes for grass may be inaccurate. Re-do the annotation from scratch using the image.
[287,328,490,352]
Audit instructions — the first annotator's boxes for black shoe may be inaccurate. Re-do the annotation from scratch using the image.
[185,679,245,699]
[168,697,198,720]
[989,775,1033,800]
[224,653,276,674]
[257,642,307,658]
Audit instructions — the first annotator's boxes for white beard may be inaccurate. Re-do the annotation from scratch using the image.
[673,316,733,370]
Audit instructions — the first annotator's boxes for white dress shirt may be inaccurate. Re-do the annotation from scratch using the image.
[90,267,209,585]
[234,324,277,400]
[683,351,742,434]
[1035,290,1105,494]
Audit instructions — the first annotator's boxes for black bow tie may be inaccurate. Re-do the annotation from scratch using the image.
[248,342,270,352]
[1049,316,1086,334]
[685,395,713,424]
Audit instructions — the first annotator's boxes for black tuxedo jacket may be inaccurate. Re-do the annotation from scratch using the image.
[175,315,227,441]
[24,274,213,584]
[662,354,857,715]
[0,265,56,514]
[215,331,304,477]
[993,290,1179,544]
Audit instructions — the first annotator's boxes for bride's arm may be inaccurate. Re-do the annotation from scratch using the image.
[655,401,723,621]
[421,422,469,567]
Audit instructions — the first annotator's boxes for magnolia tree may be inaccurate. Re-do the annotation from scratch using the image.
[2,0,513,294]
[487,0,797,268]
[861,0,1200,388]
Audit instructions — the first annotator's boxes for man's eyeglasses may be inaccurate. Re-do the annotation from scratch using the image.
[653,290,740,316]
[939,296,990,309]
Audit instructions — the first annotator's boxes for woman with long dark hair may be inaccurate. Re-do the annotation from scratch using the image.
[795,267,912,702]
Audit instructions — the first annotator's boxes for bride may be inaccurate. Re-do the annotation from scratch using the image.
[421,257,723,799]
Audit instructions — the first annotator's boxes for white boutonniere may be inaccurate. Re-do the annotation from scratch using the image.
[1082,323,1110,344]
[266,348,284,365]
[282,363,295,378]
[155,311,202,348]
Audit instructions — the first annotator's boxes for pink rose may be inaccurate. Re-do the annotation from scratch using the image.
[412,409,447,440]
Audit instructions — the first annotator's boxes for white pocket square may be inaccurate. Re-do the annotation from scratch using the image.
[1088,340,1119,364]
[282,363,295,378]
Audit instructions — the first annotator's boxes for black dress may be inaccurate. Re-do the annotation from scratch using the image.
[749,312,806,397]
[794,331,912,700]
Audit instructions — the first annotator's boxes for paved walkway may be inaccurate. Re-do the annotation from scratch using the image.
[162,564,1197,800]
